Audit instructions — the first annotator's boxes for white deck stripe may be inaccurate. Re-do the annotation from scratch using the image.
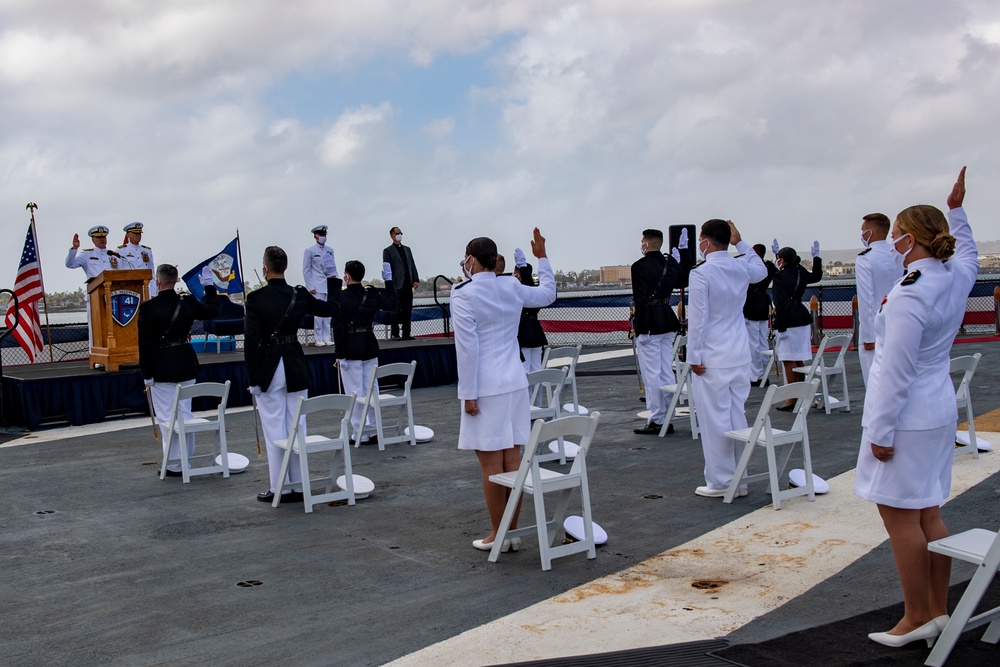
[386,435,1000,666]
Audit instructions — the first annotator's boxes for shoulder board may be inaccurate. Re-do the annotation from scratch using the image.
[901,270,921,285]
[294,284,309,292]
[117,244,127,249]
[83,247,94,251]
[141,244,151,249]
[858,248,872,256]
[733,253,745,259]
[690,260,706,270]
[453,279,472,290]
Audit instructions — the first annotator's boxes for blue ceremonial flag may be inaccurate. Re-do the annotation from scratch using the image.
[182,237,243,300]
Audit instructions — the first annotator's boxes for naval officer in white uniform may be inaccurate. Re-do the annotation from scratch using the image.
[452,228,556,551]
[855,168,979,648]
[686,219,768,498]
[65,225,120,345]
[855,212,903,387]
[303,224,338,346]
[118,221,157,296]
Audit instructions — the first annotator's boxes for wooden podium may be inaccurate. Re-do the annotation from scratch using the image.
[88,269,152,371]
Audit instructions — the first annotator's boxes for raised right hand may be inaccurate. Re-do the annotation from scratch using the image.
[72,233,80,250]
[947,166,966,210]
[530,228,547,259]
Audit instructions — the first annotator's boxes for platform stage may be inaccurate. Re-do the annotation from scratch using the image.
[1,338,457,430]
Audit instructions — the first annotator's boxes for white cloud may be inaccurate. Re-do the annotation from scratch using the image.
[422,117,456,139]
[318,103,392,166]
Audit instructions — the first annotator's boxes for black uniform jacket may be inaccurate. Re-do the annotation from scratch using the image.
[743,260,778,321]
[138,286,219,383]
[330,281,397,361]
[771,258,823,331]
[382,244,419,291]
[244,277,339,392]
[630,252,690,336]
[518,307,547,349]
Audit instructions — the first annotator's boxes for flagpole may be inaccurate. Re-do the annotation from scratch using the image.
[236,228,248,301]
[26,203,54,363]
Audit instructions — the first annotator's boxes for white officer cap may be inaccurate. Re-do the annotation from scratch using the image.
[311,225,328,235]
[123,221,144,233]
[88,225,110,237]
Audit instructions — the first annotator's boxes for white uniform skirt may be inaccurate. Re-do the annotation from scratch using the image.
[775,325,812,362]
[458,388,531,451]
[853,423,956,509]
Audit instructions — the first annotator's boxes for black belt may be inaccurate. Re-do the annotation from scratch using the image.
[266,335,297,346]
[160,340,189,348]
[347,326,371,334]
[646,298,671,306]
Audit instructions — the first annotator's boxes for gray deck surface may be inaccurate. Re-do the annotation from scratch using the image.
[2,341,998,666]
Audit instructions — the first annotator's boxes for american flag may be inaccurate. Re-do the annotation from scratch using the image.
[4,223,44,362]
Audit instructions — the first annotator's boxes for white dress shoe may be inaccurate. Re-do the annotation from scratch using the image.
[695,486,727,498]
[472,538,510,552]
[868,617,942,648]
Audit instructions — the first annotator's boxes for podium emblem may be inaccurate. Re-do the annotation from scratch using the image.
[110,289,142,327]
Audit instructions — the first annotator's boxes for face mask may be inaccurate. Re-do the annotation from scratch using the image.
[317,236,327,245]
[395,234,403,243]
[889,233,912,269]
[460,256,472,279]
[640,242,648,256]
[698,239,710,260]
[860,229,872,248]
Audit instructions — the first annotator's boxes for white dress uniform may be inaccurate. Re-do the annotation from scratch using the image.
[303,235,337,345]
[65,226,119,347]
[855,240,902,387]
[854,207,978,509]
[452,258,556,451]
[118,222,157,297]
[687,241,768,491]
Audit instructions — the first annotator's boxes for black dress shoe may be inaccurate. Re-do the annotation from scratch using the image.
[283,491,304,503]
[775,403,795,412]
[633,422,663,435]
[163,469,183,477]
[257,491,276,502]
[401,335,415,341]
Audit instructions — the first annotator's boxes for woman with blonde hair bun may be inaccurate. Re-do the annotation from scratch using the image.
[855,167,980,648]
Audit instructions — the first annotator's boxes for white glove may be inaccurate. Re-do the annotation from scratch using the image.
[249,386,262,397]
[670,247,681,262]
[321,252,338,278]
[381,262,392,281]
[199,266,214,287]
[771,239,780,254]
[513,247,527,268]
[678,228,689,250]
[811,241,820,258]
[143,378,155,387]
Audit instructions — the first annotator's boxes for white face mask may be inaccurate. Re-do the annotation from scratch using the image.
[317,236,327,245]
[640,242,648,256]
[860,229,872,248]
[395,234,403,243]
[460,256,472,279]
[698,239,710,260]
[889,232,912,269]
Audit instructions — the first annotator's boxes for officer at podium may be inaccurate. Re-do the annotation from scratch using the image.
[65,225,118,280]
[118,221,157,296]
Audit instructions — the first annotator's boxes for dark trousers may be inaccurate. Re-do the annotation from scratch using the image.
[391,286,414,339]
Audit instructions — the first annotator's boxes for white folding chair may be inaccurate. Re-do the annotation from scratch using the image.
[724,379,820,509]
[273,392,358,513]
[951,353,982,459]
[159,381,232,483]
[488,412,601,571]
[353,361,418,450]
[670,334,686,375]
[760,349,785,387]
[527,368,570,464]
[793,334,851,414]
[658,360,700,439]
[925,528,1000,666]
[543,345,582,414]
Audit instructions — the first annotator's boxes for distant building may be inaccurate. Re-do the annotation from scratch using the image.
[600,265,631,284]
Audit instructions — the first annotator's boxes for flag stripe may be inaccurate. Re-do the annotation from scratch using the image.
[4,224,45,362]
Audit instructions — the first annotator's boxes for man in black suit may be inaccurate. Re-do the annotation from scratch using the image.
[743,243,778,385]
[382,226,419,340]
[631,228,690,435]
[138,264,219,477]
[330,260,397,442]
[245,246,340,503]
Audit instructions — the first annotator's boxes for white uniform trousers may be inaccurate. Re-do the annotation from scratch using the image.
[691,363,751,490]
[635,332,676,425]
[339,357,378,438]
[521,346,543,373]
[257,359,306,493]
[313,292,331,344]
[151,379,196,472]
[859,346,874,388]
[745,319,769,382]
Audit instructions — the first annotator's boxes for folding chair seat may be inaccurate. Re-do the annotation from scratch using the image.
[951,353,982,459]
[353,361,418,450]
[159,381,232,483]
[527,368,571,464]
[487,412,602,571]
[724,379,820,509]
[658,360,699,439]
[793,334,851,414]
[543,345,583,415]
[925,527,1000,666]
[273,393,358,513]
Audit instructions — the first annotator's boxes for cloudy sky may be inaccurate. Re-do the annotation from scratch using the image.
[2,0,999,293]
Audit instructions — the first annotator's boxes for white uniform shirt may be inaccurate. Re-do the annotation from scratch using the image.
[686,241,768,368]
[303,243,336,293]
[855,240,901,345]
[65,246,117,280]
[862,207,978,447]
[451,258,556,400]
[118,241,157,296]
